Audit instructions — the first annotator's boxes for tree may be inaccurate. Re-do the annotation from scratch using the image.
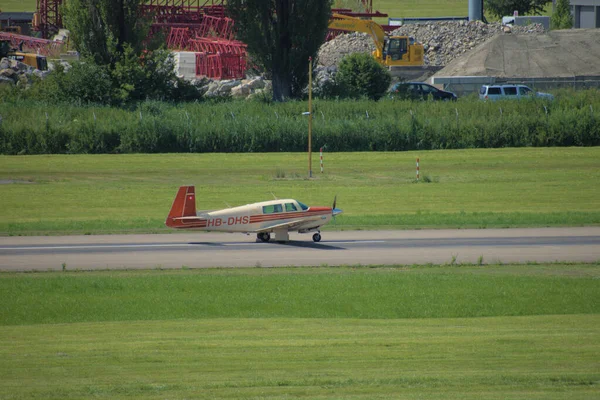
[60,0,202,105]
[335,53,391,101]
[227,0,333,102]
[63,0,154,67]
[484,0,552,18]
[551,0,573,29]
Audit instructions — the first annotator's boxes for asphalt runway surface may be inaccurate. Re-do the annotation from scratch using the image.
[1,227,599,271]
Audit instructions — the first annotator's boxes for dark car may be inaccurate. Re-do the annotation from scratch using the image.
[390,82,457,101]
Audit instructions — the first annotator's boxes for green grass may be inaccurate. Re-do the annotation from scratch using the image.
[1,148,599,235]
[374,0,469,18]
[0,264,599,399]
[2,264,599,324]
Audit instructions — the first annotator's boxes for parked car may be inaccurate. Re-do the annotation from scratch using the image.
[390,82,457,101]
[479,84,554,101]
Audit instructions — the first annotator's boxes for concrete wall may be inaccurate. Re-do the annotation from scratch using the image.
[173,52,197,80]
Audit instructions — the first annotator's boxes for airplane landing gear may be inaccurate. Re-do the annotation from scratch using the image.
[257,232,271,242]
[312,232,322,242]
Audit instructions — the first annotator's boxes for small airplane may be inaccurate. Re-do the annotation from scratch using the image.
[165,186,342,242]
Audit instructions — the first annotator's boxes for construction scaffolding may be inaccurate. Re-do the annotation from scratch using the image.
[0,31,63,56]
[33,0,63,39]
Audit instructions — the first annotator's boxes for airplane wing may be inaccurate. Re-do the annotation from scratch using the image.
[253,218,312,233]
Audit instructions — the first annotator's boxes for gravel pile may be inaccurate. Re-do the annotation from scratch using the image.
[0,57,49,87]
[318,20,546,67]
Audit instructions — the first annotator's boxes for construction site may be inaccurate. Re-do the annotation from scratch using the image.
[1,0,599,92]
[1,0,397,80]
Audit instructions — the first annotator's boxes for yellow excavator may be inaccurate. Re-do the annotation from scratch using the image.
[328,13,424,68]
[0,39,48,71]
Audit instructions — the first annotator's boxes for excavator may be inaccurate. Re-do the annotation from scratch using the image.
[0,39,48,71]
[328,13,424,68]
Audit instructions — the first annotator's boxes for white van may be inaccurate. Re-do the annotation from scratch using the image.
[479,84,554,101]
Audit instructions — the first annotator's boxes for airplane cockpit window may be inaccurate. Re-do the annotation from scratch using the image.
[263,204,283,214]
[296,201,309,211]
[285,203,298,212]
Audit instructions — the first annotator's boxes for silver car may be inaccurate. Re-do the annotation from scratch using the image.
[479,84,554,101]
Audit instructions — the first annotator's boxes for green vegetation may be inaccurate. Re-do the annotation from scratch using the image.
[0,147,599,235]
[374,0,468,18]
[551,0,574,29]
[0,0,469,16]
[484,0,550,19]
[1,89,598,154]
[335,52,392,100]
[227,0,332,101]
[2,264,599,325]
[0,265,599,399]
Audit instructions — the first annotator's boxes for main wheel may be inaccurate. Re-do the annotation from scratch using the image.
[312,233,321,242]
[257,232,270,242]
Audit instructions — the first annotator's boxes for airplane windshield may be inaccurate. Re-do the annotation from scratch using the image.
[296,201,309,211]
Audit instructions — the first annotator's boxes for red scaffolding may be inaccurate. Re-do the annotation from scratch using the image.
[33,0,63,39]
[0,31,64,56]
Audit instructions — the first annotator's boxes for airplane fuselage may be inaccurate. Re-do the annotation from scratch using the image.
[166,186,341,242]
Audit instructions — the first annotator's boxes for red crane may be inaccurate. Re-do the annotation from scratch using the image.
[33,0,63,39]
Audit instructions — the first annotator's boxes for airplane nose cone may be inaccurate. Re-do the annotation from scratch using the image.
[333,208,343,216]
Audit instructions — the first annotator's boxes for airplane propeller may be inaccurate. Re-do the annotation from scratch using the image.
[332,195,342,223]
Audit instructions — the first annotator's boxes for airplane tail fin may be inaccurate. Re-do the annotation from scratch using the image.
[165,186,197,228]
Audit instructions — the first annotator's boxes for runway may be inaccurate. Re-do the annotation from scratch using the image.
[1,227,599,271]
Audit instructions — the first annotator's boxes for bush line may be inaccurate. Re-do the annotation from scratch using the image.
[1,89,599,154]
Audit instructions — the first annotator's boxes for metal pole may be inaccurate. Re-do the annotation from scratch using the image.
[308,57,313,178]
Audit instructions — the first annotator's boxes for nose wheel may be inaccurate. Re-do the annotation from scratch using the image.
[257,232,270,242]
[312,232,321,242]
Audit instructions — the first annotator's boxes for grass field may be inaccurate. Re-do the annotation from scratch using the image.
[4,0,471,15]
[2,1,550,18]
[1,264,599,399]
[1,148,599,235]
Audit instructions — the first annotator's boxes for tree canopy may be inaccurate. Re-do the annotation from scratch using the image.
[63,0,154,67]
[58,0,202,105]
[336,53,391,101]
[484,0,552,18]
[227,0,333,102]
[551,0,574,29]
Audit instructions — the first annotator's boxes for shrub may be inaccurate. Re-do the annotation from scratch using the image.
[335,53,392,101]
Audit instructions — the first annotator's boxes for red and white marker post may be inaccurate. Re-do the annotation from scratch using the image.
[320,147,324,173]
[416,158,420,181]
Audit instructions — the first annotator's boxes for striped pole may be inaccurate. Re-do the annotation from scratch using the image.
[416,158,420,181]
[320,147,324,173]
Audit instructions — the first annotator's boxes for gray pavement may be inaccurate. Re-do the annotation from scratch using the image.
[1,228,599,271]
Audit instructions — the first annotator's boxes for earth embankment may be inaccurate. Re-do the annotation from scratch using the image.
[435,29,600,78]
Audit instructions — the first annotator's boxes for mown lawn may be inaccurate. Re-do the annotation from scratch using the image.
[1,148,599,234]
[0,264,599,399]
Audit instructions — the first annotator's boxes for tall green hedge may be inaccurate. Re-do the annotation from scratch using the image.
[1,89,598,154]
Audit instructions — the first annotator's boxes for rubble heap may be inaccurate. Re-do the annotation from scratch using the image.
[318,20,546,67]
[0,57,48,87]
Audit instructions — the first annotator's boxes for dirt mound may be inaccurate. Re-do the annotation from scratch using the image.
[317,20,546,68]
[435,29,600,78]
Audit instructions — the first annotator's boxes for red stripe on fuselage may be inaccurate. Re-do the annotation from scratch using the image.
[249,208,331,223]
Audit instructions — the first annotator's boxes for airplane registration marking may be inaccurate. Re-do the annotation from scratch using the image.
[186,210,332,228]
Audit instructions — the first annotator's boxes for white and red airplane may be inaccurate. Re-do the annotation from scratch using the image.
[166,186,342,242]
